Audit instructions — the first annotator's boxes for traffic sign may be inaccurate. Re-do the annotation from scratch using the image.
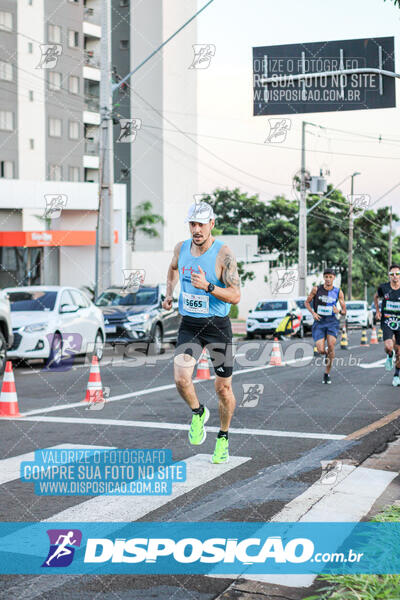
[253,37,396,116]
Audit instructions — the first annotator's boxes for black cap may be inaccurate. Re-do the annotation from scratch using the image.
[323,268,335,275]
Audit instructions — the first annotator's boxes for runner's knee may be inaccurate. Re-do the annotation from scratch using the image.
[215,378,232,396]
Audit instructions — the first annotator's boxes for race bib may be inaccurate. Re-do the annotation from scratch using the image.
[386,301,400,312]
[317,305,333,316]
[182,292,209,314]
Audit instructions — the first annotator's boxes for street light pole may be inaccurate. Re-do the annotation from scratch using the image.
[347,171,361,300]
[96,0,114,298]
[298,121,307,296]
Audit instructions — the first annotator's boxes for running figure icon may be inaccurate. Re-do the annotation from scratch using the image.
[45,531,77,566]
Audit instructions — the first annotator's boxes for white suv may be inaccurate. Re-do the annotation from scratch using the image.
[246,299,303,339]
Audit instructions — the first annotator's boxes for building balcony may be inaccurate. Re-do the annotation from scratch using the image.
[84,51,100,69]
[83,154,99,169]
[84,95,99,112]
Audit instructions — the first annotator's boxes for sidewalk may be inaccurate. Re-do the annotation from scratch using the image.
[215,435,400,600]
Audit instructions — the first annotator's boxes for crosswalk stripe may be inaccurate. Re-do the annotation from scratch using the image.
[0,444,113,486]
[45,453,250,522]
[15,416,346,441]
[211,464,397,588]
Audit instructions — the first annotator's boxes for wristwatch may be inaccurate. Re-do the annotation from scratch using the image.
[207,283,215,293]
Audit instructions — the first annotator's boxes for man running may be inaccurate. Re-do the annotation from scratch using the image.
[305,268,346,384]
[374,264,400,385]
[162,201,240,463]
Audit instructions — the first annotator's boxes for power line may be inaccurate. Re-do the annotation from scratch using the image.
[138,124,400,161]
[113,0,216,92]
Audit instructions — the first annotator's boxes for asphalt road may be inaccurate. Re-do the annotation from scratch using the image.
[0,330,399,599]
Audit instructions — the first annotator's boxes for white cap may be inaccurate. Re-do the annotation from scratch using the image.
[184,202,215,224]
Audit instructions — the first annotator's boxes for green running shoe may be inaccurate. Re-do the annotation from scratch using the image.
[392,375,400,387]
[212,436,229,464]
[385,354,394,371]
[188,406,209,445]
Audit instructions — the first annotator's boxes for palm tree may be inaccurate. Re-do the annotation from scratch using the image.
[128,201,165,251]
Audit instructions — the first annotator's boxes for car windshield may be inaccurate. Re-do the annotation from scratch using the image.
[8,291,57,311]
[296,300,306,309]
[346,303,365,310]
[96,288,158,307]
[255,301,288,311]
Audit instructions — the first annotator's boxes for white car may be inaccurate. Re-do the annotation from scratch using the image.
[345,301,373,329]
[246,299,303,339]
[6,286,105,367]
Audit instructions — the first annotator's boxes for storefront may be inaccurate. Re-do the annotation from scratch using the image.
[0,180,127,290]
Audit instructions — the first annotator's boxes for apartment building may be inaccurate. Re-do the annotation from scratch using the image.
[0,0,126,288]
[111,0,198,251]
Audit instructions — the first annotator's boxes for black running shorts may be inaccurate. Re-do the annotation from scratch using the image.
[175,315,233,378]
[381,319,400,344]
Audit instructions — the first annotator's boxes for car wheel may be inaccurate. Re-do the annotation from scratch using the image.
[246,332,255,339]
[297,324,304,338]
[148,324,163,355]
[93,330,104,361]
[46,332,63,368]
[0,330,7,376]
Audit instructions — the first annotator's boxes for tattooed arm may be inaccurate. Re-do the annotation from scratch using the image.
[191,245,241,305]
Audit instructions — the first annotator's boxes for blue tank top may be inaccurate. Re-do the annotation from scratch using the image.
[178,239,230,318]
[313,285,340,320]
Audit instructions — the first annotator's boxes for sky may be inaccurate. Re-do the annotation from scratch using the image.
[191,0,400,216]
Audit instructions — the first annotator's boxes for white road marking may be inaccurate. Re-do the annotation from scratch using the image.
[215,464,397,588]
[16,415,346,440]
[0,444,113,486]
[359,358,386,369]
[17,356,312,419]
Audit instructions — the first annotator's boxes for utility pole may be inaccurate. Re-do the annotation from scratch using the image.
[96,0,114,298]
[298,121,307,296]
[347,171,361,300]
[389,204,393,268]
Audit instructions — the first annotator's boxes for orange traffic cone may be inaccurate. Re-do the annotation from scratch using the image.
[370,327,378,344]
[269,337,282,366]
[0,361,21,417]
[84,356,104,403]
[196,349,211,380]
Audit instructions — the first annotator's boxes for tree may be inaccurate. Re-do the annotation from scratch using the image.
[205,186,400,299]
[128,201,164,251]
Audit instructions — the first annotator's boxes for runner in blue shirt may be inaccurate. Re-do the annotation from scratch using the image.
[162,202,241,463]
[305,268,346,384]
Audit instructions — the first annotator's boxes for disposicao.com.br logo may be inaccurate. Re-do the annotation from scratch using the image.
[84,535,315,564]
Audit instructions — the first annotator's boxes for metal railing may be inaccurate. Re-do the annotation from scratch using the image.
[84,95,100,112]
[84,51,100,69]
[84,140,99,155]
[83,7,101,26]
